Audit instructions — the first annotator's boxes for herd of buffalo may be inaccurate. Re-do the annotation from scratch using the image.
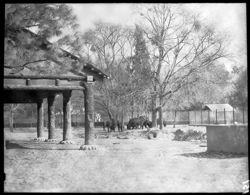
[103,116,167,132]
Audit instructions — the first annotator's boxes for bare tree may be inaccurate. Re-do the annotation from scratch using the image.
[82,22,152,129]
[81,22,131,128]
[138,4,229,129]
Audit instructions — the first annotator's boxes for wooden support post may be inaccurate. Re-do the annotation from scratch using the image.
[47,93,56,141]
[84,83,95,145]
[62,91,72,141]
[37,98,44,139]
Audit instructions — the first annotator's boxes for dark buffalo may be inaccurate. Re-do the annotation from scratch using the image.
[127,116,150,130]
[127,118,138,130]
[104,119,123,132]
[143,119,153,128]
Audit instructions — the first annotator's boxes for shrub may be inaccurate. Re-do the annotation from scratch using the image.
[173,129,204,141]
[173,129,185,141]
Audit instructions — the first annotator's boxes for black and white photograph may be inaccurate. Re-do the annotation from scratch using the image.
[3,3,248,193]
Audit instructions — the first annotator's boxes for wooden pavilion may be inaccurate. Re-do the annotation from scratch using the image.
[4,28,108,149]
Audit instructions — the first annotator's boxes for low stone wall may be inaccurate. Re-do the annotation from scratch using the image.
[207,125,248,154]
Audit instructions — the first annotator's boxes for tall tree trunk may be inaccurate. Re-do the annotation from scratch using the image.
[121,106,124,132]
[9,105,14,132]
[131,98,134,118]
[159,106,163,130]
[159,97,163,130]
[114,113,118,132]
[151,96,157,127]
[173,110,177,128]
[107,109,113,121]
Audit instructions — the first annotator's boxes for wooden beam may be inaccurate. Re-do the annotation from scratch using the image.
[4,75,87,81]
[4,85,84,91]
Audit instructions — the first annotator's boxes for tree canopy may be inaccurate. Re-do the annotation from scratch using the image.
[227,67,247,109]
[5,4,80,74]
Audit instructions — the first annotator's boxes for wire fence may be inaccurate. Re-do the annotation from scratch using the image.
[163,108,248,125]
[4,108,248,129]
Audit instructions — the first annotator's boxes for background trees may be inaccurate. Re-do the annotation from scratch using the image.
[4,4,246,129]
[80,22,152,129]
[5,4,81,74]
[227,67,247,109]
[137,4,229,128]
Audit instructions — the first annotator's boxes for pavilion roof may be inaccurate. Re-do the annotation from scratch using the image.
[5,27,109,81]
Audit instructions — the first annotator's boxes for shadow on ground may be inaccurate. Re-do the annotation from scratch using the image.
[179,151,248,159]
[5,140,80,150]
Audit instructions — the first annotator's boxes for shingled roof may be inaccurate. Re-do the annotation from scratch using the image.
[202,104,234,111]
[5,27,109,81]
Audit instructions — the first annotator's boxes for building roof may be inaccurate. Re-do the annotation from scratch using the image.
[203,104,234,111]
[5,27,109,81]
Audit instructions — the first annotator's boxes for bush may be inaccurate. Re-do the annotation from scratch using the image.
[173,129,185,141]
[173,129,204,141]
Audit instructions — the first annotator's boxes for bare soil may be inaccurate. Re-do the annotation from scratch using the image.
[4,126,248,192]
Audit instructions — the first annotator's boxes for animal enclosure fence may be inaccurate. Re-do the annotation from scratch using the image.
[4,107,248,129]
[4,112,105,129]
[163,108,248,125]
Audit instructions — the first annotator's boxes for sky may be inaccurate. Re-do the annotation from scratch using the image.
[69,3,247,70]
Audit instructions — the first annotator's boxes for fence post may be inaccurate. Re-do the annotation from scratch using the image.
[224,108,226,124]
[243,107,245,124]
[208,110,210,124]
[233,108,235,124]
[216,109,218,124]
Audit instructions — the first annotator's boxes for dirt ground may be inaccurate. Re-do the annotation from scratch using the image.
[4,126,248,192]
